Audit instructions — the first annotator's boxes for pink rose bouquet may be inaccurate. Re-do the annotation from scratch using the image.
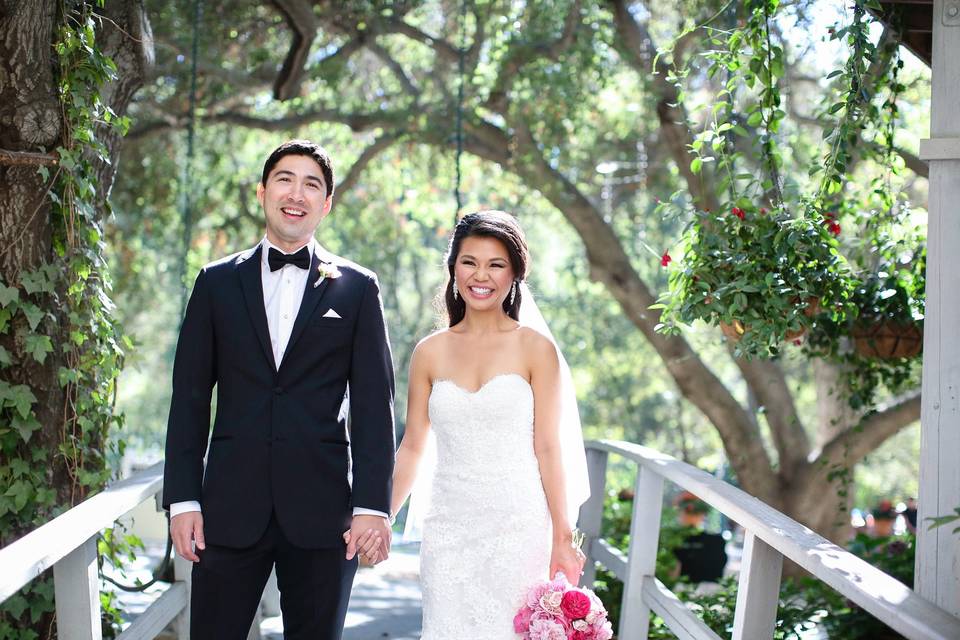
[514,572,612,640]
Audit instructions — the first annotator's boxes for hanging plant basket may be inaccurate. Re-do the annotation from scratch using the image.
[658,205,854,357]
[852,322,922,359]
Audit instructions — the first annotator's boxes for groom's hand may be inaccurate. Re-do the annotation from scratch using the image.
[171,512,206,562]
[345,514,391,562]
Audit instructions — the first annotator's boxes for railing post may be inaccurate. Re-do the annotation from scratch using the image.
[732,531,783,639]
[580,447,608,587]
[53,535,101,640]
[619,463,664,640]
[174,555,192,639]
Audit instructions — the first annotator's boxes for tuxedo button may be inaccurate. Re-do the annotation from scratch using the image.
[273,386,284,395]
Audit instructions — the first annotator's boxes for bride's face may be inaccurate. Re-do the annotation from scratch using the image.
[454,236,515,313]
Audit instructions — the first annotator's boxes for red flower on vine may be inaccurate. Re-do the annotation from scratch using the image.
[661,251,672,267]
[731,207,745,220]
[760,207,768,215]
[828,221,841,236]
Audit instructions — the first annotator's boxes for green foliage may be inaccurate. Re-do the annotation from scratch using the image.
[0,2,128,636]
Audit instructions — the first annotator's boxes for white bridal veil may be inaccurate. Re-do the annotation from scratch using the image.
[402,282,591,541]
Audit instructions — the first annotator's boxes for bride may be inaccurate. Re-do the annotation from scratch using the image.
[389,210,588,638]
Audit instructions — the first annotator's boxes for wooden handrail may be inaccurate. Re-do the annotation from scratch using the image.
[0,462,163,602]
[585,439,960,640]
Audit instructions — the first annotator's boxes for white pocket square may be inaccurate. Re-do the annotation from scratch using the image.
[322,308,342,319]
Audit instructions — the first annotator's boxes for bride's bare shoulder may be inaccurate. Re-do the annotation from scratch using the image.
[516,324,552,348]
[413,328,455,357]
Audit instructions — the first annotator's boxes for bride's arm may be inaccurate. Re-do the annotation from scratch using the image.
[529,331,585,583]
[390,343,433,520]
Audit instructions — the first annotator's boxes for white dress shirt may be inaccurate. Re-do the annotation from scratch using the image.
[170,238,388,522]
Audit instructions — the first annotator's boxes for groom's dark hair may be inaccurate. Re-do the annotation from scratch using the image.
[261,139,335,196]
[443,210,530,327]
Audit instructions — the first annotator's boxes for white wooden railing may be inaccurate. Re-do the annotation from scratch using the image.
[7,445,960,639]
[580,440,960,640]
[0,462,193,640]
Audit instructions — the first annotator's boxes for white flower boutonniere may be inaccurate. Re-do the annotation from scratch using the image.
[314,262,342,288]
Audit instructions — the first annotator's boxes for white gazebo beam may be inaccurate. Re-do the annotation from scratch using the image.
[917,0,960,617]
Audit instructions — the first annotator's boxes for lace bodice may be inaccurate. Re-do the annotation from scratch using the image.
[419,373,552,639]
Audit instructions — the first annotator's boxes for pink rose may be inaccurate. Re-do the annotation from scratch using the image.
[539,590,564,616]
[528,618,568,640]
[526,582,552,608]
[560,590,592,620]
[593,620,613,640]
[514,606,534,633]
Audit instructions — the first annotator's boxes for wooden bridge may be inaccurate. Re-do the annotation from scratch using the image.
[3,440,960,640]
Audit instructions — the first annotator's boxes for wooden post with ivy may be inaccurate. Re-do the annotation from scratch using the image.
[916,0,960,618]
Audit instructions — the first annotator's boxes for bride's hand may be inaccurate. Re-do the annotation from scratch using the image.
[343,530,381,567]
[549,536,586,586]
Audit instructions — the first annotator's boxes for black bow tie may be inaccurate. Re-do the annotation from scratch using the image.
[268,246,311,272]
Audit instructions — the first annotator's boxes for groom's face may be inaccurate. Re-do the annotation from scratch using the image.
[258,154,333,251]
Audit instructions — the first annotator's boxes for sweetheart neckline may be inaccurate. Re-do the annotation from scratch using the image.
[431,372,531,395]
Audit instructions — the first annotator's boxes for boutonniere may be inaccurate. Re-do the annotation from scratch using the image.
[314,262,342,288]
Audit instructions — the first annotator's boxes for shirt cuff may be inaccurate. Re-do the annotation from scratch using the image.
[353,507,392,523]
[170,500,202,518]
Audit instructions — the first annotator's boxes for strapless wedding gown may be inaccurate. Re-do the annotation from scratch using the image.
[419,373,552,639]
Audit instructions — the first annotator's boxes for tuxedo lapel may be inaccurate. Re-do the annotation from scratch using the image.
[283,249,335,366]
[237,245,278,371]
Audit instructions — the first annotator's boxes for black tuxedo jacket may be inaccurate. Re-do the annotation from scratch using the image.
[162,244,395,549]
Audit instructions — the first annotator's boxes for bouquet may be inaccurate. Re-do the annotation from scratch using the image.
[513,572,613,640]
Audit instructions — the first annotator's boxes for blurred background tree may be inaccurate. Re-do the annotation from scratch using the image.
[101,0,929,544]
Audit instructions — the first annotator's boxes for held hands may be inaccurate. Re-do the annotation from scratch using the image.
[171,512,205,562]
[344,514,392,565]
[549,531,586,587]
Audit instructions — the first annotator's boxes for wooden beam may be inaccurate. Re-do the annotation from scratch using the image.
[618,466,664,640]
[917,0,960,618]
[53,536,101,640]
[641,576,722,640]
[732,532,783,640]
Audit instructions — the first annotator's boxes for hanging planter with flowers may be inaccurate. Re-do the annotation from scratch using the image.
[656,203,856,357]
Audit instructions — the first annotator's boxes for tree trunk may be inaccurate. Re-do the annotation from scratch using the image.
[0,0,70,538]
[0,1,150,636]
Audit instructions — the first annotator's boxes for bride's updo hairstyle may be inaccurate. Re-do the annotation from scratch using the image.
[444,210,530,327]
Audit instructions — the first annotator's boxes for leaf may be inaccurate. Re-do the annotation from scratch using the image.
[12,415,41,443]
[690,157,702,174]
[7,384,36,419]
[5,479,32,512]
[0,346,10,367]
[20,302,44,331]
[20,270,53,295]
[4,594,28,619]
[58,367,80,386]
[0,284,18,307]
[25,335,53,364]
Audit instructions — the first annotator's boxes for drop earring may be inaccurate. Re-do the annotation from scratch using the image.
[453,276,459,301]
[509,281,517,306]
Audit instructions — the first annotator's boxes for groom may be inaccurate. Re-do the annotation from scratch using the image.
[162,140,396,639]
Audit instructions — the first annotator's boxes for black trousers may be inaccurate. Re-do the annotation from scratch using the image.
[190,512,358,639]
